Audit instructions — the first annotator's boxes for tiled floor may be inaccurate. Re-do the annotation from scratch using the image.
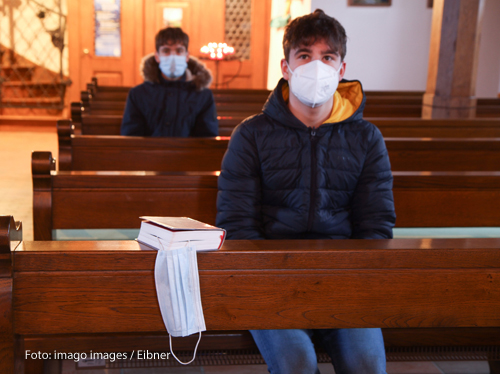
[0,125,58,241]
[0,125,493,374]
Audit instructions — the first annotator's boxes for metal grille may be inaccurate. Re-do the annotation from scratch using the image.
[94,346,500,368]
[385,345,500,361]
[0,0,70,111]
[225,0,251,60]
[106,349,266,367]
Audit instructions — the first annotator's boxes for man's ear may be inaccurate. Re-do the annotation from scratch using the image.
[338,61,346,81]
[185,51,190,62]
[154,51,160,64]
[281,59,290,80]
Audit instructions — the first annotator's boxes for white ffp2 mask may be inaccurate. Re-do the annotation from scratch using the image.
[287,60,342,108]
[159,55,188,79]
[154,242,206,365]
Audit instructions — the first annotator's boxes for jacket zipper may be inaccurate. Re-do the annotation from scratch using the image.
[307,128,318,232]
[175,87,180,133]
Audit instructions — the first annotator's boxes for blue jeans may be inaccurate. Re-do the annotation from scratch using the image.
[250,328,387,374]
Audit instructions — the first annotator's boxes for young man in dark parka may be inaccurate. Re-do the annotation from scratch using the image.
[121,27,218,137]
[216,9,395,374]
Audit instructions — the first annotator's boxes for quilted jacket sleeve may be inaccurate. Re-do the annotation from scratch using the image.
[121,89,148,136]
[216,123,264,239]
[190,90,219,137]
[350,125,396,239]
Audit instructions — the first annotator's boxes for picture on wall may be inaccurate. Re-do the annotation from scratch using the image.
[348,0,391,6]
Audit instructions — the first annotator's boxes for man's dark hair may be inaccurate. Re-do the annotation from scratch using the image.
[283,9,347,61]
[155,27,189,52]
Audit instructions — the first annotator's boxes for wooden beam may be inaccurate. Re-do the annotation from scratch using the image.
[423,0,484,119]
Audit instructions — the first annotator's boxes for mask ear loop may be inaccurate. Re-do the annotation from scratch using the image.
[169,331,202,365]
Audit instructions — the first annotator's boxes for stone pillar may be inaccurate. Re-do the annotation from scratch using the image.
[422,0,484,119]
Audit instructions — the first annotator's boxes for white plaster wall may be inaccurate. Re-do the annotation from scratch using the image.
[267,0,312,90]
[290,0,500,97]
[475,0,500,98]
[310,0,433,92]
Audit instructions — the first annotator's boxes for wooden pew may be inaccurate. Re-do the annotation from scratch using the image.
[386,137,500,171]
[76,99,427,119]
[0,216,22,374]
[81,81,500,119]
[79,86,272,120]
[56,123,500,172]
[73,111,500,138]
[81,99,264,117]
[84,81,499,109]
[74,114,241,136]
[32,152,220,240]
[57,121,229,172]
[33,151,500,240]
[3,216,500,373]
[82,87,271,104]
[372,117,500,137]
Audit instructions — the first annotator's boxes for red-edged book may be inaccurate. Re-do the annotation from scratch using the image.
[137,216,226,251]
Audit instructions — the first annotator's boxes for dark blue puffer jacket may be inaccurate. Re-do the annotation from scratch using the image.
[121,55,218,137]
[216,78,396,240]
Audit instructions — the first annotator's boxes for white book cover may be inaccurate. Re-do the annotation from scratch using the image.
[140,216,220,231]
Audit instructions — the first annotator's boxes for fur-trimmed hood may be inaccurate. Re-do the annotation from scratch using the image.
[140,53,212,91]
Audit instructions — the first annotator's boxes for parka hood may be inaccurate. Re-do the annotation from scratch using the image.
[263,78,367,129]
[140,53,213,91]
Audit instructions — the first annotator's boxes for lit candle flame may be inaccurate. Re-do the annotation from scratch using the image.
[200,42,235,60]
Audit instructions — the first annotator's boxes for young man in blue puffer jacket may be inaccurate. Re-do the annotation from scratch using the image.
[216,9,396,374]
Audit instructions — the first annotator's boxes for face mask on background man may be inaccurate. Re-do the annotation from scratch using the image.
[287,60,343,108]
[159,55,188,79]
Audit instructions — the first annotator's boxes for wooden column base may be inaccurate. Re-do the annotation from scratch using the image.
[422,94,477,119]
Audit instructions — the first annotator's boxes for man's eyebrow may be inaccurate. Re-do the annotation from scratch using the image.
[293,47,312,55]
[293,47,340,56]
[322,49,340,56]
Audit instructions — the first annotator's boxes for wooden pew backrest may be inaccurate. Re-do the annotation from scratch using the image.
[32,151,500,240]
[57,124,500,172]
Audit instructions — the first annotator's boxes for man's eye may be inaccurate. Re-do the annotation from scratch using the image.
[324,56,334,61]
[298,55,309,59]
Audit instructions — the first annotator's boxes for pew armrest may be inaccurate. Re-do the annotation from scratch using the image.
[0,216,22,255]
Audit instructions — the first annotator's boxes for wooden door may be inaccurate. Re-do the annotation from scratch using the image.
[68,0,140,102]
[210,0,272,89]
[68,0,272,103]
[143,0,271,89]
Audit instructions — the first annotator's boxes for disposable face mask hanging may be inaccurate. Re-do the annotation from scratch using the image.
[159,55,188,79]
[154,240,206,365]
[287,59,343,108]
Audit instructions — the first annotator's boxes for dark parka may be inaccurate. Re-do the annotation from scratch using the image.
[121,54,218,137]
[216,78,396,240]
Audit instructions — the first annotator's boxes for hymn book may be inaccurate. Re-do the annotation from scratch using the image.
[137,216,226,251]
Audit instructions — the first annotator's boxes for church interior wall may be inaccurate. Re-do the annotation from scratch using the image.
[309,0,500,97]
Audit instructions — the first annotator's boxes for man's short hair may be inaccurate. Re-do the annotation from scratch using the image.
[283,9,347,62]
[155,27,189,52]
